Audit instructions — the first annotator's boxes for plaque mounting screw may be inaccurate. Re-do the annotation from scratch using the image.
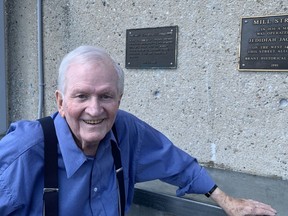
[244,20,248,23]
[242,64,245,67]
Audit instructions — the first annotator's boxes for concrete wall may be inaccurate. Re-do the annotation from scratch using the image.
[4,0,288,180]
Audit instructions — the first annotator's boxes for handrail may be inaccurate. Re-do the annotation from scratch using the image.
[130,188,225,216]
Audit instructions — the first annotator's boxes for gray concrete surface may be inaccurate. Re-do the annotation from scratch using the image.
[4,0,288,181]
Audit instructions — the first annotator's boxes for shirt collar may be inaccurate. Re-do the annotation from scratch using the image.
[53,112,117,178]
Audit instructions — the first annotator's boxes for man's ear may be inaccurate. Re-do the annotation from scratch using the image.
[55,90,65,117]
[118,94,123,107]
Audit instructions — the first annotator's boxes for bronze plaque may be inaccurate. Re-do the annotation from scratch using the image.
[239,15,288,71]
[126,26,178,69]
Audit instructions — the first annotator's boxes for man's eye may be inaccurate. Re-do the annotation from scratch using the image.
[76,94,88,99]
[101,94,113,100]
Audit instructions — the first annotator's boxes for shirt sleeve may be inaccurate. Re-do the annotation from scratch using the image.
[133,118,215,196]
[0,120,44,215]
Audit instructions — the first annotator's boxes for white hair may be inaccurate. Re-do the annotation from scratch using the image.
[58,45,124,95]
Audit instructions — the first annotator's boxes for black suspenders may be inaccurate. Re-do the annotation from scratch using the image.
[112,125,126,216]
[38,116,126,216]
[38,117,59,216]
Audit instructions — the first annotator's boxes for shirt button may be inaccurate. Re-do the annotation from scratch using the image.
[93,187,98,192]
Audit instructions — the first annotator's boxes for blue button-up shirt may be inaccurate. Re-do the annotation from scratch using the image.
[0,110,215,215]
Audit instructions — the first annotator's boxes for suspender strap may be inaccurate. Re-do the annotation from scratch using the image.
[112,125,126,216]
[38,116,124,216]
[38,116,59,216]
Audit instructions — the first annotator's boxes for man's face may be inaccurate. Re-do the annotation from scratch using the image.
[56,60,122,155]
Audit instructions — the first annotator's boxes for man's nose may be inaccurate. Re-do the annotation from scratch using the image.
[86,98,103,115]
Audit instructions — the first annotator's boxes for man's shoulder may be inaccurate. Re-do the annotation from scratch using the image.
[0,120,45,215]
[115,109,152,135]
[0,119,44,172]
[2,119,43,144]
[116,109,136,120]
[116,109,144,126]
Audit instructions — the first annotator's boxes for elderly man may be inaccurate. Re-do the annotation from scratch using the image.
[0,45,277,216]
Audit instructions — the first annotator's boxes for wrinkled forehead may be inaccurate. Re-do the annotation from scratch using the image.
[59,50,121,94]
[65,60,116,82]
[63,60,118,92]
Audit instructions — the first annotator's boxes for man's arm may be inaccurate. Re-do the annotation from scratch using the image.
[210,187,277,216]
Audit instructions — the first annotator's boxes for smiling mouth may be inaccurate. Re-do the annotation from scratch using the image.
[83,119,104,125]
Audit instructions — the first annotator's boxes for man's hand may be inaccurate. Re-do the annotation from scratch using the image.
[210,187,277,216]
